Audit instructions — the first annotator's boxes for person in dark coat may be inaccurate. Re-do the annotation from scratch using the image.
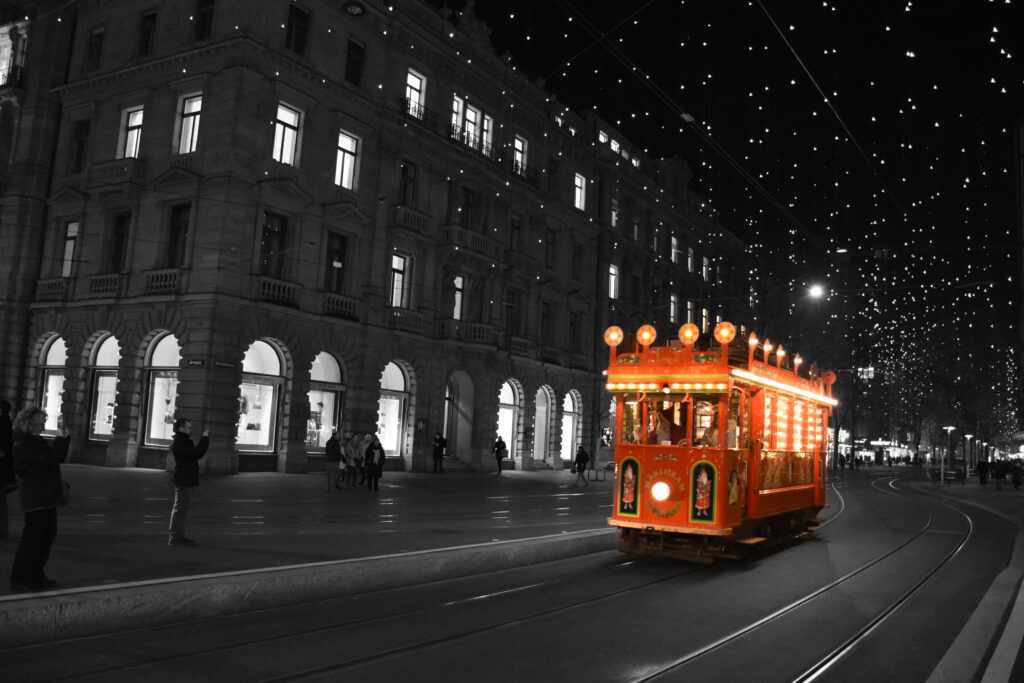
[10,407,70,591]
[364,434,385,491]
[432,432,447,473]
[0,399,16,538]
[493,436,507,474]
[167,417,210,547]
[572,445,590,487]
[324,429,343,491]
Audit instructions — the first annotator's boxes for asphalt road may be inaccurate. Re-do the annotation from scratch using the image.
[3,468,1021,682]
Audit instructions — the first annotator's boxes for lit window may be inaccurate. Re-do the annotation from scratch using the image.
[120,106,144,159]
[453,275,464,320]
[598,130,608,143]
[610,198,619,228]
[702,256,710,280]
[451,94,493,152]
[61,221,79,278]
[671,236,681,264]
[406,69,425,117]
[334,130,359,190]
[608,264,619,300]
[513,135,527,175]
[285,5,309,56]
[670,294,679,323]
[177,94,202,154]
[573,173,586,210]
[390,253,408,308]
[687,247,695,273]
[272,103,301,166]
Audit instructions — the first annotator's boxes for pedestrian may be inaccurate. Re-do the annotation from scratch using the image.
[432,431,446,473]
[993,459,1008,490]
[493,436,507,474]
[0,399,15,539]
[356,434,370,485]
[976,459,989,486]
[364,434,385,491]
[572,445,590,487]
[9,407,70,591]
[167,417,210,547]
[1011,460,1023,491]
[324,429,342,491]
[342,431,358,488]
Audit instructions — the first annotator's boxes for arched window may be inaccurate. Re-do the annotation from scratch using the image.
[377,362,407,457]
[561,392,580,461]
[307,352,344,450]
[39,337,67,434]
[497,380,519,460]
[237,341,284,452]
[88,335,120,441]
[144,334,181,446]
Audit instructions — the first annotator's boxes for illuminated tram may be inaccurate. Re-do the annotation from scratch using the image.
[604,321,837,563]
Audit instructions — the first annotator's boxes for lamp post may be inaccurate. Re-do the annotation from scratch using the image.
[965,434,973,479]
[943,426,955,486]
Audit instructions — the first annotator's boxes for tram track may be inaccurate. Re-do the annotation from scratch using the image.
[631,476,974,682]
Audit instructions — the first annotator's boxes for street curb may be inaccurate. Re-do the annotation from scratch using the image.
[0,528,616,649]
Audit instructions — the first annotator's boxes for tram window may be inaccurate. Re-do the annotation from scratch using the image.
[645,400,688,445]
[727,388,745,449]
[693,396,719,447]
[622,400,642,444]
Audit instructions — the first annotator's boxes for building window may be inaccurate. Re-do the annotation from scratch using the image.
[168,204,191,267]
[177,94,202,154]
[569,311,581,348]
[285,4,309,56]
[547,158,558,193]
[632,218,640,242]
[119,107,144,159]
[68,120,90,174]
[334,130,359,190]
[450,95,493,153]
[86,27,104,70]
[88,336,120,442]
[702,307,710,332]
[610,198,620,228]
[307,352,344,451]
[144,335,180,446]
[39,337,67,435]
[237,340,284,453]
[541,301,552,345]
[670,293,679,323]
[405,69,425,118]
[272,103,301,165]
[137,12,157,57]
[688,247,695,273]
[323,232,347,293]
[459,188,475,229]
[671,236,681,264]
[107,212,131,273]
[390,253,409,308]
[572,242,582,280]
[509,213,522,252]
[345,40,365,87]
[608,264,619,300]
[258,212,288,278]
[687,299,695,324]
[453,275,464,321]
[513,135,527,175]
[378,362,408,457]
[192,0,215,41]
[505,289,521,335]
[399,161,417,206]
[573,173,586,211]
[702,256,711,280]
[60,221,79,278]
[545,230,556,268]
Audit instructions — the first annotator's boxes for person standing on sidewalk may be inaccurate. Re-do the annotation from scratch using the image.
[364,434,386,491]
[493,436,507,474]
[324,429,342,491]
[432,431,446,473]
[343,432,359,488]
[0,399,16,539]
[10,407,70,591]
[572,445,590,487]
[168,417,209,547]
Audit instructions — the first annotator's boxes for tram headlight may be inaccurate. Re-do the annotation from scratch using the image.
[651,481,671,501]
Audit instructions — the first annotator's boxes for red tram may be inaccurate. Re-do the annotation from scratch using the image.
[604,321,837,563]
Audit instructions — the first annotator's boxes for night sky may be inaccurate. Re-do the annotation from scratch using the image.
[428,0,1023,432]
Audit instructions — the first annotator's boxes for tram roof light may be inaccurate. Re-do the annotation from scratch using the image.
[604,326,624,347]
[678,323,699,346]
[637,324,657,346]
[748,333,759,346]
[714,321,736,344]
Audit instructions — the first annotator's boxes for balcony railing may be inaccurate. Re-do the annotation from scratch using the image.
[322,292,361,320]
[143,268,181,295]
[401,98,439,129]
[389,205,432,236]
[89,158,145,187]
[389,307,425,334]
[256,276,299,306]
[509,336,536,359]
[439,223,501,258]
[83,273,121,298]
[35,278,68,302]
[448,124,501,163]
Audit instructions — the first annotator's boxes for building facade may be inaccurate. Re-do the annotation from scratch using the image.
[0,0,751,475]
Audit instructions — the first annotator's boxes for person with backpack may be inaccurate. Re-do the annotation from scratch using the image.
[573,445,590,487]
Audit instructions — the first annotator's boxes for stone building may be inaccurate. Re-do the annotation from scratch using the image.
[0,0,751,474]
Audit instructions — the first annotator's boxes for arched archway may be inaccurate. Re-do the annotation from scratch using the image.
[533,384,556,464]
[143,333,181,447]
[87,334,120,442]
[237,340,285,453]
[560,389,582,462]
[307,351,345,450]
[497,379,521,463]
[38,335,67,434]
[444,369,474,464]
[378,361,409,458]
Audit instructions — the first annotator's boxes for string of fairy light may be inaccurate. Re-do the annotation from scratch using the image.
[453,0,1021,440]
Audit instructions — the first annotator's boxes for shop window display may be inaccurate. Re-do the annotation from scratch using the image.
[145,335,181,446]
[39,337,68,434]
[88,336,120,441]
[236,341,283,452]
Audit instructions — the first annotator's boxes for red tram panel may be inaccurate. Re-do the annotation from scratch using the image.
[604,322,837,562]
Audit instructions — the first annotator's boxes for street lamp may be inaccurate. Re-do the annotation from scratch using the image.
[943,426,955,486]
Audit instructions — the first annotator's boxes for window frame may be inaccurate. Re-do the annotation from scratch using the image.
[272,102,302,166]
[176,93,202,155]
[573,173,586,211]
[389,253,409,308]
[119,106,144,159]
[405,69,426,118]
[334,129,360,190]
